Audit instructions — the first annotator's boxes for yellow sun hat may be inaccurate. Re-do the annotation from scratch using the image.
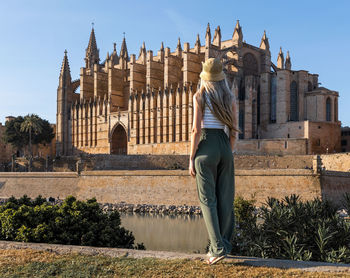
[199,58,225,82]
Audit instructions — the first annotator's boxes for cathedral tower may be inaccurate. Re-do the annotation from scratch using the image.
[56,50,73,156]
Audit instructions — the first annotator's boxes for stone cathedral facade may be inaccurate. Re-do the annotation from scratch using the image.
[56,21,341,156]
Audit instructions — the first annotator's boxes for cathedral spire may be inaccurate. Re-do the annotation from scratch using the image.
[259,30,270,52]
[120,37,129,59]
[232,20,243,46]
[285,51,291,70]
[277,47,285,69]
[60,50,72,83]
[85,26,100,69]
[86,27,98,55]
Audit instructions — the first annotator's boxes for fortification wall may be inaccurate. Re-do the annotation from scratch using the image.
[128,138,309,155]
[320,153,350,172]
[320,171,350,204]
[9,153,347,173]
[1,169,348,206]
[308,122,341,154]
[51,154,314,172]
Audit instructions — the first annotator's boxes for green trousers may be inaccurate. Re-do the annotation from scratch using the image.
[194,128,235,257]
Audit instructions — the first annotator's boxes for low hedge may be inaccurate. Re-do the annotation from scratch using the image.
[0,195,144,249]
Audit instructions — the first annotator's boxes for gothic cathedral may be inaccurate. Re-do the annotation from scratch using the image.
[56,21,341,156]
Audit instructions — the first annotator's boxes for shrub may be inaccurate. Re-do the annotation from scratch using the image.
[0,195,144,250]
[231,194,350,263]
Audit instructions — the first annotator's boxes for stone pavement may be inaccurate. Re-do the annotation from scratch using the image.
[0,240,349,273]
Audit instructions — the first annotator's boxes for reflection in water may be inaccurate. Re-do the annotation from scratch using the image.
[120,213,209,253]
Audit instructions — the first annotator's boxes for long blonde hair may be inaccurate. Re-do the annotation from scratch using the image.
[198,78,240,137]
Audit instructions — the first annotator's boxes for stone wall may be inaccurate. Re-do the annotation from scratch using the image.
[50,154,314,172]
[320,171,350,204]
[308,121,341,154]
[128,138,309,155]
[1,169,349,206]
[320,153,350,172]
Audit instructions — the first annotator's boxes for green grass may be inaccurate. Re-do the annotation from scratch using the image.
[1,249,349,278]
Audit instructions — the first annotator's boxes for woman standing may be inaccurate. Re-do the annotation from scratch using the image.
[189,58,239,265]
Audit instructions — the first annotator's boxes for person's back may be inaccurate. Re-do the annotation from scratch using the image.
[201,92,229,137]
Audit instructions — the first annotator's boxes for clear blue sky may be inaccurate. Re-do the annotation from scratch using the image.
[0,0,349,126]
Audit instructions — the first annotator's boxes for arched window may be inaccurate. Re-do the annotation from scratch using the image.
[270,75,277,123]
[243,53,258,76]
[290,81,298,121]
[326,97,331,121]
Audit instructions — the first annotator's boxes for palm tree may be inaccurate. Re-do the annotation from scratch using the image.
[20,114,43,166]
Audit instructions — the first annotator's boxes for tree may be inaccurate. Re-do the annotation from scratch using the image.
[2,116,26,150]
[2,114,54,156]
[20,114,43,157]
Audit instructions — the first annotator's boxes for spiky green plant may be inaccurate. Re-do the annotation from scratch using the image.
[231,194,350,263]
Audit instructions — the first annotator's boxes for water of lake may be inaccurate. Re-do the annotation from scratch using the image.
[120,213,209,254]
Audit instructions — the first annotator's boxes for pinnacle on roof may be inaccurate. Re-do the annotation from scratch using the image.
[195,34,201,46]
[120,37,128,58]
[213,25,221,39]
[234,20,242,33]
[232,20,243,42]
[110,42,119,65]
[262,30,267,40]
[277,47,285,69]
[176,37,182,51]
[160,41,164,51]
[285,51,291,70]
[138,41,146,58]
[213,25,221,45]
[259,30,270,51]
[205,22,211,38]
